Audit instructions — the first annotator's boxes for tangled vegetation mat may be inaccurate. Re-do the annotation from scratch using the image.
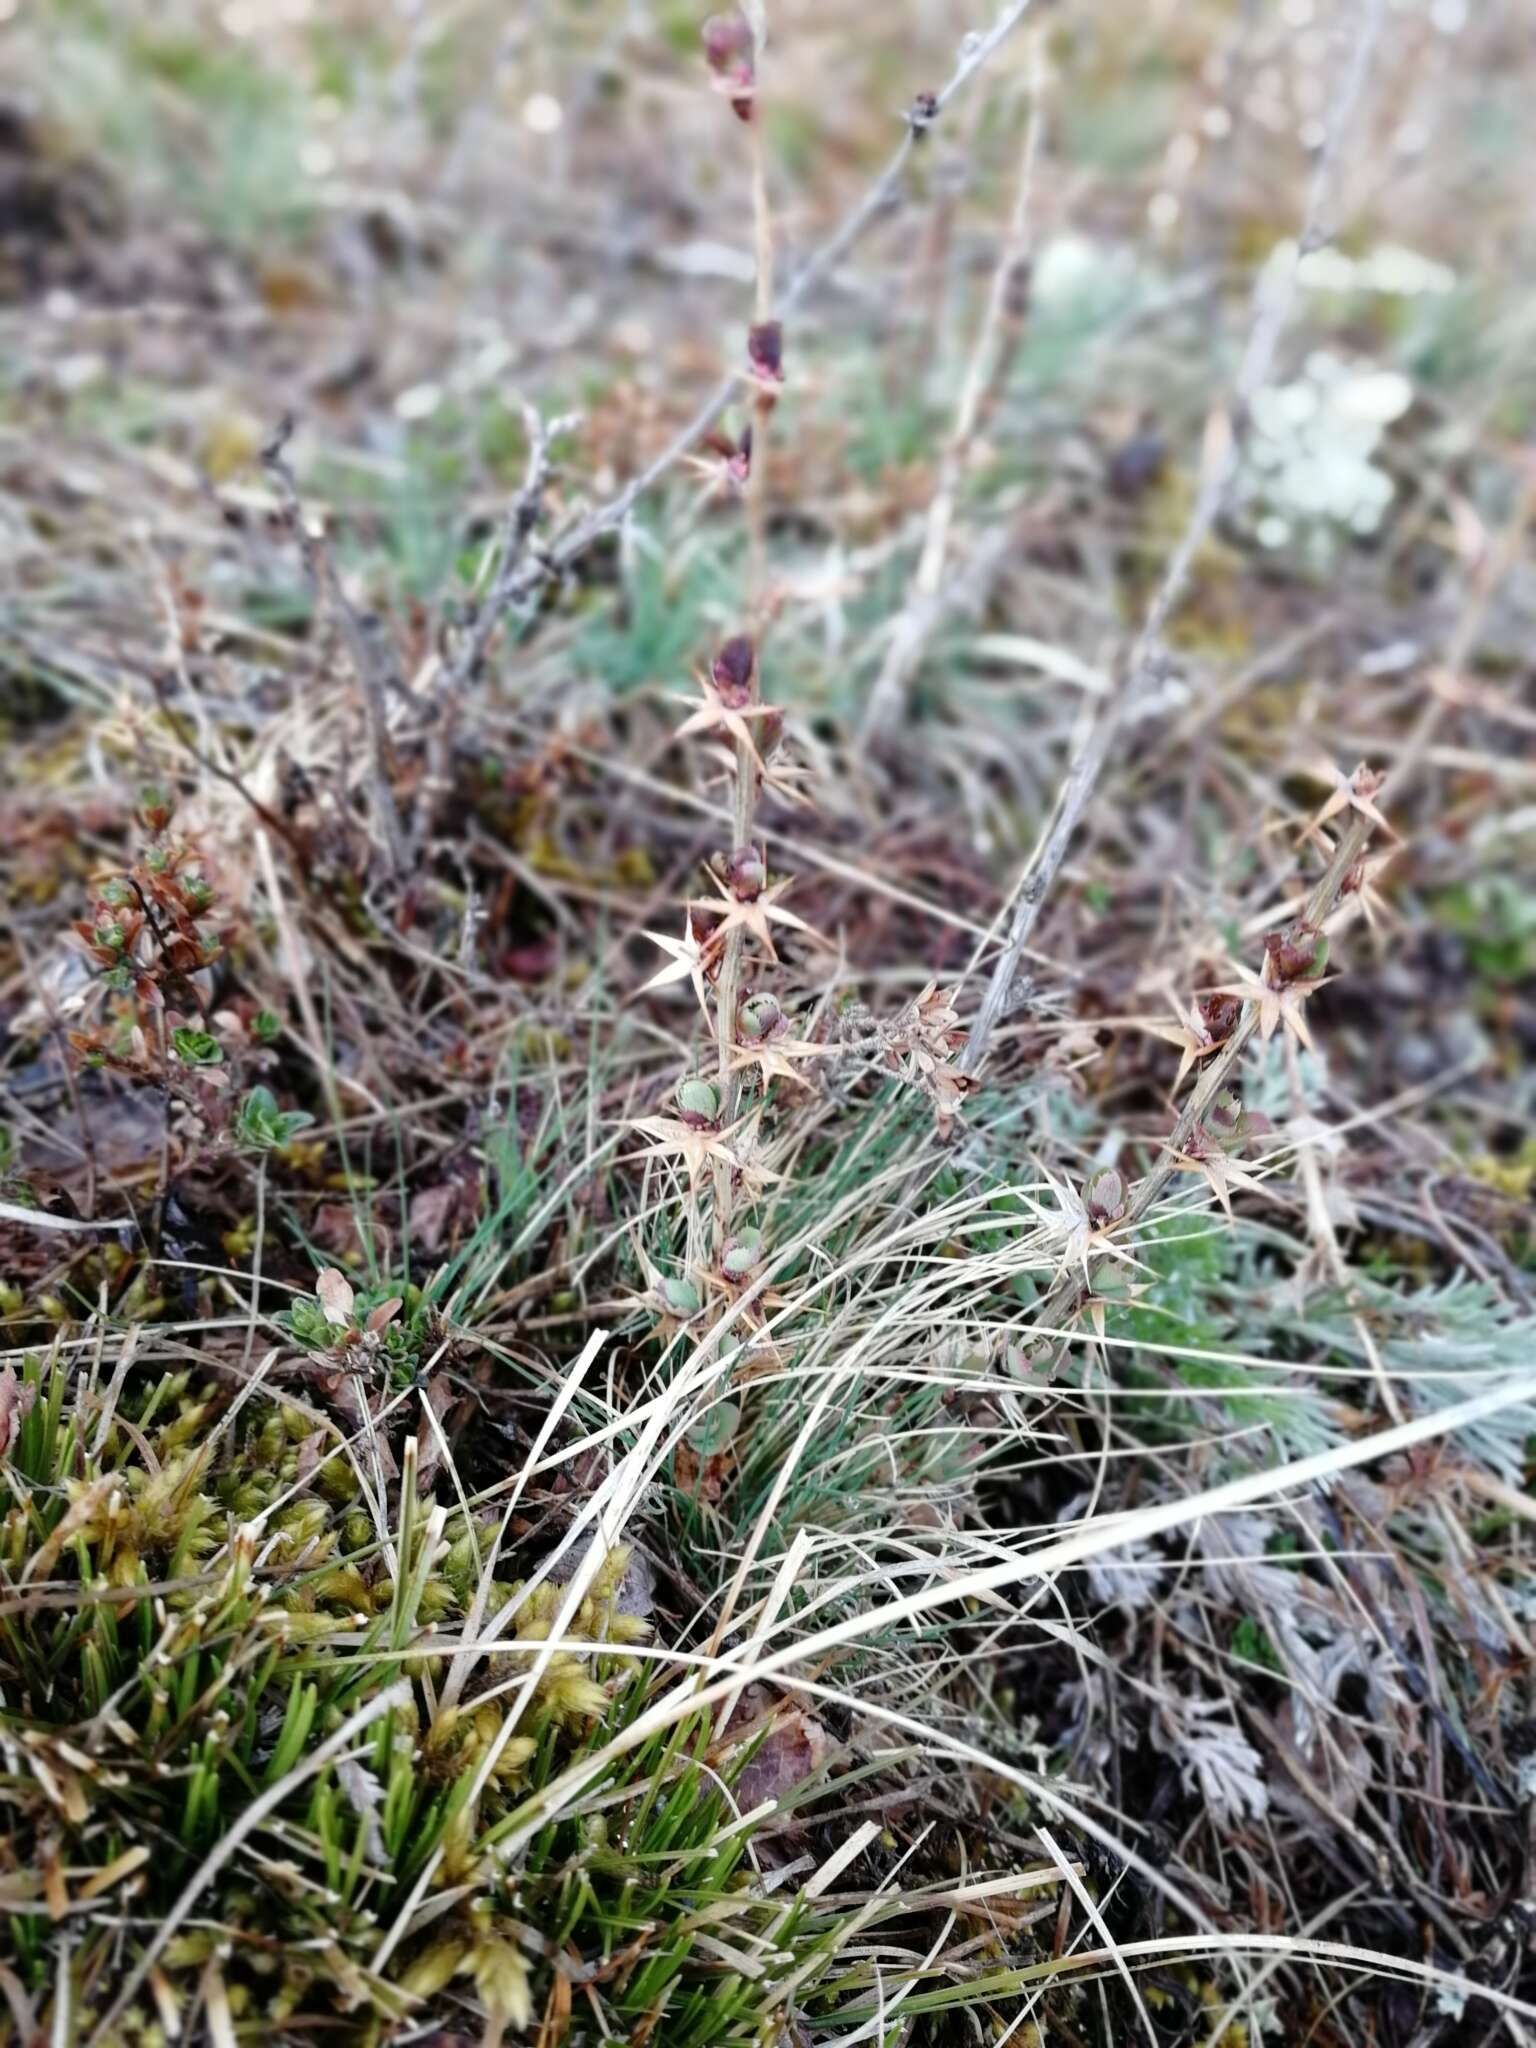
[2,2,1535,2043]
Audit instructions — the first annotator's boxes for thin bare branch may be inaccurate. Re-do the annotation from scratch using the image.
[961,0,1386,1074]
[261,417,410,876]
[483,0,1044,628]
[861,32,1047,745]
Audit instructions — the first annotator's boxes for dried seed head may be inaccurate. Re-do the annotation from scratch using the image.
[1264,921,1329,985]
[702,12,755,119]
[747,320,784,387]
[1083,1165,1128,1230]
[737,991,783,1042]
[712,635,756,706]
[1197,990,1242,1042]
[720,1227,763,1280]
[675,1076,721,1127]
[724,844,766,898]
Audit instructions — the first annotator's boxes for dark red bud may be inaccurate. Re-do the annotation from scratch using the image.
[712,635,756,706]
[1264,922,1329,984]
[702,12,756,118]
[725,843,766,897]
[910,90,939,131]
[1198,991,1241,1042]
[747,320,783,385]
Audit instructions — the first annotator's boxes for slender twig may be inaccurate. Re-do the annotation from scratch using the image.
[961,0,1386,1075]
[861,33,1047,745]
[960,660,1165,1073]
[481,0,1043,627]
[436,404,579,700]
[261,418,410,876]
[146,671,305,855]
[412,403,577,843]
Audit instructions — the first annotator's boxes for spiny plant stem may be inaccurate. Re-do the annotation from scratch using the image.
[712,78,777,1244]
[489,0,1043,622]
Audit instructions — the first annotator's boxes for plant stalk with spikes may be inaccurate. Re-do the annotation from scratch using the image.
[707,9,780,1249]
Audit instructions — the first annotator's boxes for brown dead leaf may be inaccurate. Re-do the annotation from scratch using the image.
[315,1267,356,1327]
[0,1360,36,1457]
[732,1703,833,1816]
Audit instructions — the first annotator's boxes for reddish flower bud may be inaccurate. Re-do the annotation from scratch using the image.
[747,320,784,387]
[910,90,939,132]
[725,843,766,898]
[712,635,756,706]
[1198,991,1241,1043]
[688,904,723,951]
[702,12,755,119]
[1264,921,1329,985]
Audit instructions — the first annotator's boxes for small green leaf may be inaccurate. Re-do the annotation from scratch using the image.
[171,1028,224,1066]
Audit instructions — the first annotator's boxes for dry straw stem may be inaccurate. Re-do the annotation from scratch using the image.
[961,0,1387,1075]
[484,0,1045,624]
[424,1373,1536,1908]
[861,30,1047,746]
[260,418,410,876]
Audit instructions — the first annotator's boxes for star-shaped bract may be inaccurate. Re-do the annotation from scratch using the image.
[1023,1164,1152,1294]
[730,1034,834,1087]
[1218,959,1333,1053]
[690,876,819,961]
[1168,1131,1270,1221]
[1297,756,1400,850]
[1143,997,1231,1092]
[671,671,781,772]
[631,1109,785,1193]
[639,917,713,1022]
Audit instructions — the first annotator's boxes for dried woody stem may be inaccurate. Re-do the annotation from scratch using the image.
[476,0,1043,635]
[961,0,1386,1075]
[711,103,778,1241]
[261,418,410,877]
[861,29,1047,747]
[414,400,577,841]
